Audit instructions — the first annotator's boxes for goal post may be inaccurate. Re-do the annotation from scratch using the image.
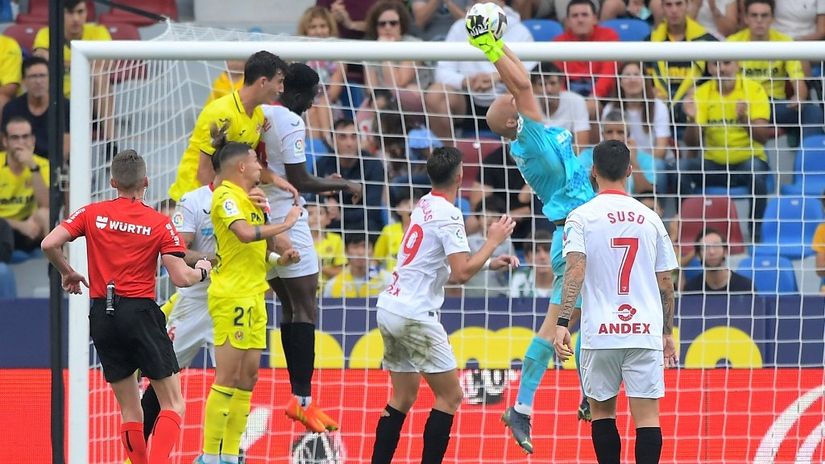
[68,30,825,464]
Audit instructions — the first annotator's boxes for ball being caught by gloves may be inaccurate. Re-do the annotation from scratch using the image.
[465,2,508,40]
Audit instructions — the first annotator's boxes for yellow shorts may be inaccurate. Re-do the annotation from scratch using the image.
[208,293,267,350]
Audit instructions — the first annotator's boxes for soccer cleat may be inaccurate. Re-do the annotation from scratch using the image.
[305,403,339,431]
[501,407,534,454]
[285,397,326,433]
[577,397,592,422]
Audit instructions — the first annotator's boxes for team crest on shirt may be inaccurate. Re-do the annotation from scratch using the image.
[223,199,239,216]
[617,303,637,322]
[234,330,244,341]
[294,138,305,156]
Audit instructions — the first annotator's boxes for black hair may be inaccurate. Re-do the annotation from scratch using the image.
[22,56,48,77]
[745,0,774,14]
[2,115,32,135]
[427,146,462,188]
[592,139,630,182]
[344,232,368,248]
[530,61,562,84]
[282,62,320,115]
[523,229,552,254]
[693,227,726,260]
[243,51,288,85]
[334,118,356,131]
[64,0,85,10]
[213,142,253,174]
[567,0,597,16]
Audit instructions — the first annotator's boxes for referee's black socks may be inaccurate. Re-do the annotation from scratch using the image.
[591,418,621,464]
[371,404,407,464]
[421,409,454,464]
[290,322,316,398]
[635,427,662,464]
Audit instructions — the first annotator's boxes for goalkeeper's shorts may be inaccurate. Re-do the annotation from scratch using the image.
[208,293,267,350]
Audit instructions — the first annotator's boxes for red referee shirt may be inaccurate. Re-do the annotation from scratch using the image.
[61,197,187,299]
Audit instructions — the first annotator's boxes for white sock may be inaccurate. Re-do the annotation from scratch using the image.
[296,395,312,407]
[220,455,239,464]
[513,402,532,416]
[202,454,220,464]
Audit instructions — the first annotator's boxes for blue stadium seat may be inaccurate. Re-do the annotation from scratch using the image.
[0,263,17,299]
[600,19,651,41]
[754,196,824,260]
[522,19,564,41]
[682,256,702,283]
[781,135,825,196]
[737,255,798,294]
[704,186,750,196]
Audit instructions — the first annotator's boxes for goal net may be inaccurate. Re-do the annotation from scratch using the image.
[67,22,825,463]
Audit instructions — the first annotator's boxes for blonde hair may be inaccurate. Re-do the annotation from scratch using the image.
[297,6,339,38]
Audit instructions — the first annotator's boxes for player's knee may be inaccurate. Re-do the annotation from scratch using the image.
[438,387,464,413]
[393,391,418,413]
[237,371,259,391]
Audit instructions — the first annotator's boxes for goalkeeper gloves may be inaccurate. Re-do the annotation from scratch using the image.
[469,31,504,63]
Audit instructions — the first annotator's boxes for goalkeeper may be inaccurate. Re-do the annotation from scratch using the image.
[467,15,595,454]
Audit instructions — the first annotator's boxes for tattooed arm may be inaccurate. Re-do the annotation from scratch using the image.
[657,270,679,367]
[552,251,586,361]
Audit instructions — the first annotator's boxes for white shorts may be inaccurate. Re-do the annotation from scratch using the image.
[166,295,215,368]
[580,348,664,402]
[266,210,320,280]
[376,309,457,374]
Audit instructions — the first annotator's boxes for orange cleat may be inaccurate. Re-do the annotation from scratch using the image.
[285,397,325,433]
[305,403,339,431]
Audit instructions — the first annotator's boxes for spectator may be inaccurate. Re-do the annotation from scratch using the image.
[204,60,246,105]
[553,0,619,120]
[324,0,372,39]
[2,57,70,160]
[357,1,427,137]
[0,34,22,122]
[298,6,347,147]
[373,190,418,271]
[509,229,554,298]
[682,59,771,241]
[531,62,591,152]
[0,117,49,255]
[315,118,386,236]
[620,0,658,23]
[411,0,469,40]
[424,0,534,139]
[517,0,626,22]
[578,110,656,194]
[772,0,825,41]
[646,0,716,132]
[682,228,754,293]
[603,61,671,161]
[323,233,392,297]
[464,195,514,297]
[470,144,551,240]
[688,0,739,38]
[727,0,824,141]
[813,194,825,294]
[33,0,115,140]
[306,202,348,294]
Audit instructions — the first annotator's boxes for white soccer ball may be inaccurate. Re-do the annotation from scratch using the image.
[466,2,508,40]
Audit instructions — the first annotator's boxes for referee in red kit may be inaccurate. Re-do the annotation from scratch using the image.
[41,149,212,464]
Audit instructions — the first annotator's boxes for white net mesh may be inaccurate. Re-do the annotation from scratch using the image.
[77,22,825,463]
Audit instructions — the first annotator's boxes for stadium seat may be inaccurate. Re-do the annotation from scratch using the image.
[0,263,16,299]
[1,23,41,55]
[16,0,95,23]
[754,196,824,260]
[682,256,702,283]
[0,0,12,22]
[101,23,146,83]
[99,0,177,26]
[704,185,750,196]
[679,196,746,255]
[781,134,825,195]
[600,19,651,41]
[737,255,798,294]
[522,19,564,42]
[102,22,141,40]
[454,138,504,192]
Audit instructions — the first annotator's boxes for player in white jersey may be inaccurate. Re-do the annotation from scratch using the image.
[552,140,679,464]
[260,62,362,433]
[370,146,519,464]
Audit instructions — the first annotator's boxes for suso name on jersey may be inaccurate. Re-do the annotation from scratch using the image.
[606,210,647,225]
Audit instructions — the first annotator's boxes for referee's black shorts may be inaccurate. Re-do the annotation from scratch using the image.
[90,297,180,383]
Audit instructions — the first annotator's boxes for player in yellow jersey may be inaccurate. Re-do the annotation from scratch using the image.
[0,34,21,117]
[195,141,301,464]
[168,51,288,202]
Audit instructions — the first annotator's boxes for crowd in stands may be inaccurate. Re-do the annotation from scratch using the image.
[1,0,825,298]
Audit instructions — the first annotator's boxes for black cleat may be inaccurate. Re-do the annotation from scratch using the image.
[577,396,592,422]
[502,407,534,454]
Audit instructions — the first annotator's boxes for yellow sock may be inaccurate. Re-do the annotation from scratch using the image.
[202,384,235,455]
[221,388,252,457]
